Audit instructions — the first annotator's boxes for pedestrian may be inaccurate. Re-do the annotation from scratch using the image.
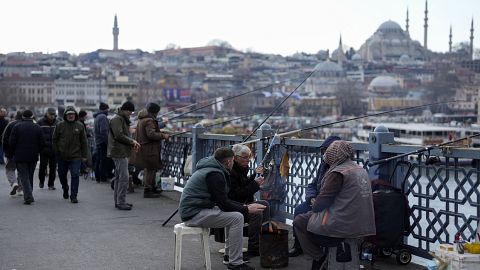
[108,101,140,210]
[94,102,113,182]
[9,110,44,204]
[179,147,266,270]
[2,111,24,196]
[37,108,59,190]
[129,103,170,198]
[0,108,8,165]
[53,106,90,203]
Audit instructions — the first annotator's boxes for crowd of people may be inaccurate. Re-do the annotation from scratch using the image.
[1,103,376,270]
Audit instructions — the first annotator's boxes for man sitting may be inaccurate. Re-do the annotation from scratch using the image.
[179,147,266,270]
[229,144,270,257]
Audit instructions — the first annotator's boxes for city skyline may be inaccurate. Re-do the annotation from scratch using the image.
[1,0,479,56]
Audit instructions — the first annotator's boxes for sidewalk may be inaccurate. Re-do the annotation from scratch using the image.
[0,166,425,270]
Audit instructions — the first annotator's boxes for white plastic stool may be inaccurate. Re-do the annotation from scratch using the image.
[174,223,211,270]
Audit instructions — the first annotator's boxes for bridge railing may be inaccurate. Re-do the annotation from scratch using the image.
[161,124,480,258]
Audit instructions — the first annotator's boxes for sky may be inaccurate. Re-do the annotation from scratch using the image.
[1,0,479,56]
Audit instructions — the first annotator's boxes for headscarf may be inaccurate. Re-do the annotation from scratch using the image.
[323,140,354,174]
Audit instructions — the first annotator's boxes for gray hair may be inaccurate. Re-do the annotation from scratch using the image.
[232,144,251,156]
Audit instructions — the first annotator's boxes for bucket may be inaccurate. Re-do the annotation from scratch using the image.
[158,177,175,191]
[260,228,289,268]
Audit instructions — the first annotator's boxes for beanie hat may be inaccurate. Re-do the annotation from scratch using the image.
[120,101,135,112]
[146,102,161,114]
[22,110,33,118]
[46,107,56,115]
[99,102,109,111]
[78,110,87,118]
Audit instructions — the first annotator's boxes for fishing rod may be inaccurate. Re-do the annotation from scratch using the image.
[171,112,263,136]
[367,132,480,167]
[241,68,318,143]
[236,101,454,146]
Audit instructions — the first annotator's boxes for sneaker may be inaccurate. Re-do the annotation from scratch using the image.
[17,190,24,196]
[115,203,133,208]
[24,198,34,205]
[70,196,78,203]
[223,254,250,265]
[63,189,69,199]
[48,186,56,190]
[227,263,255,270]
[116,204,132,210]
[10,184,18,196]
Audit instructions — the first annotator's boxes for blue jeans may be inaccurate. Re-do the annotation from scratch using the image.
[57,158,81,198]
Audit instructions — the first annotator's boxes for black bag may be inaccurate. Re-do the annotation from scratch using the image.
[336,242,352,262]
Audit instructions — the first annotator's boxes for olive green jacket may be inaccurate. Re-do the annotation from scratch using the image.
[107,111,134,158]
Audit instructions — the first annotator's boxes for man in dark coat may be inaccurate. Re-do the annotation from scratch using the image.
[2,111,24,196]
[289,135,341,257]
[229,144,269,257]
[129,103,170,198]
[53,106,89,203]
[37,108,59,190]
[94,102,113,182]
[0,108,8,164]
[9,110,44,204]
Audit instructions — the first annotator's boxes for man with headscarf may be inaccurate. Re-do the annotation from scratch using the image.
[289,136,341,257]
[129,102,170,198]
[37,108,59,190]
[53,106,90,203]
[293,140,375,270]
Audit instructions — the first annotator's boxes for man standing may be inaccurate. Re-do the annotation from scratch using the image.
[94,102,112,182]
[2,111,23,196]
[37,108,59,190]
[0,108,8,165]
[229,144,269,258]
[108,101,140,210]
[53,106,89,203]
[130,103,170,198]
[179,147,266,270]
[9,110,44,204]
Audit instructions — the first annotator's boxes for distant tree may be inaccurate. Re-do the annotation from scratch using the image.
[207,39,233,49]
[425,67,461,113]
[165,43,180,50]
[336,81,366,116]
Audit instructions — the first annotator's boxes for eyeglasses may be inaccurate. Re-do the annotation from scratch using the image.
[236,155,250,161]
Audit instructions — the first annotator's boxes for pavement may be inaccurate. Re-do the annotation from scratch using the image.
[0,165,426,270]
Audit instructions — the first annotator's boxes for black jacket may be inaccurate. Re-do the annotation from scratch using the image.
[9,119,44,163]
[2,120,21,158]
[0,117,8,147]
[206,171,248,216]
[37,117,59,153]
[228,161,260,204]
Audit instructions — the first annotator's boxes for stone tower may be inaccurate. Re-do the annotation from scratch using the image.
[113,14,119,51]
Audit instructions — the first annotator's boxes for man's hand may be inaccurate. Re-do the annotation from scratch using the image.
[254,176,265,186]
[247,203,266,214]
[132,140,141,152]
[310,198,316,207]
[255,166,265,175]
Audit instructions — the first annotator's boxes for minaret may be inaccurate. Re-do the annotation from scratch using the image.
[424,0,428,49]
[113,14,119,51]
[406,8,410,36]
[337,35,347,66]
[449,25,453,53]
[470,18,474,60]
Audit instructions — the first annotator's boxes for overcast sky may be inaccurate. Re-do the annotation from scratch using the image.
[1,0,478,56]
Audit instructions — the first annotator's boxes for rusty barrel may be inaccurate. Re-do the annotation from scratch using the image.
[259,228,289,268]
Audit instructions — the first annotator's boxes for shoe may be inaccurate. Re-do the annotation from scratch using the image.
[63,189,69,199]
[289,246,303,257]
[223,254,250,265]
[115,203,133,208]
[17,190,23,196]
[10,184,18,196]
[227,263,255,270]
[48,186,56,190]
[70,196,78,203]
[116,204,132,210]
[39,183,44,188]
[24,198,34,205]
[144,190,161,198]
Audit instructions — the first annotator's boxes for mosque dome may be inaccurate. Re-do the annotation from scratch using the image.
[377,20,403,32]
[399,54,411,64]
[369,75,399,89]
[351,53,362,61]
[314,60,343,73]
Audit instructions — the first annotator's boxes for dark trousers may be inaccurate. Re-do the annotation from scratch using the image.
[16,162,37,202]
[39,151,57,187]
[246,200,270,251]
[293,211,343,260]
[58,158,81,198]
[292,200,313,248]
[94,143,113,181]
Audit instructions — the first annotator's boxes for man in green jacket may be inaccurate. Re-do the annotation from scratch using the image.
[53,107,89,203]
[108,101,140,210]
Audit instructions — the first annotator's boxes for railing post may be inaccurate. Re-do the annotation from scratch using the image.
[255,124,274,166]
[368,125,395,181]
[191,123,205,174]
